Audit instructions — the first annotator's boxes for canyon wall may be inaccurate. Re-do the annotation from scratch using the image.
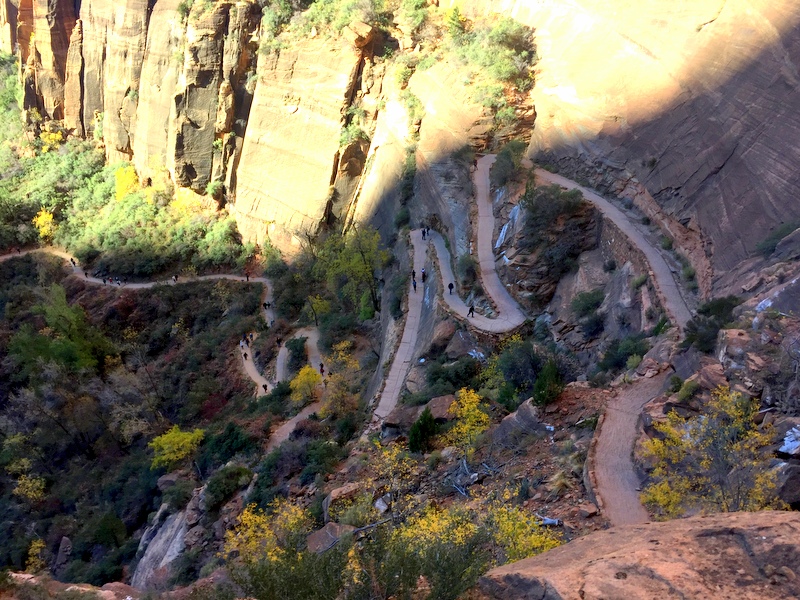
[443,0,800,295]
[6,0,800,280]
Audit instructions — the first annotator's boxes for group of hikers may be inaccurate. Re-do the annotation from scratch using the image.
[413,226,476,317]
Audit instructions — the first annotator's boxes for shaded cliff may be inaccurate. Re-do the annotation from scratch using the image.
[438,0,800,297]
[7,0,800,281]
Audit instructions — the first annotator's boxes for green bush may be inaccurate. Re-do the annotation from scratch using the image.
[669,375,684,393]
[205,465,252,512]
[394,206,410,229]
[163,480,195,512]
[599,336,649,372]
[286,336,308,374]
[660,236,673,250]
[489,139,527,189]
[755,222,799,258]
[683,295,740,353]
[571,289,605,317]
[198,422,255,472]
[626,354,643,370]
[631,274,648,290]
[676,380,700,402]
[580,312,605,338]
[409,407,438,453]
[532,360,563,406]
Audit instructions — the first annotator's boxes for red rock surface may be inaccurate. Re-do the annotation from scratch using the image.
[479,511,800,600]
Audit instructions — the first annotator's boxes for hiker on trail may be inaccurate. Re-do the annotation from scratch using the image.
[243,352,248,361]
[412,279,417,292]
[102,278,106,285]
[84,271,88,278]
[426,226,430,237]
[245,271,250,282]
[249,333,254,342]
[468,304,475,317]
[172,275,178,283]
[276,337,282,347]
[412,270,416,280]
[448,282,454,294]
[263,384,268,393]
[421,228,426,240]
[70,258,76,266]
[263,302,268,310]
[421,268,426,283]
[319,363,324,376]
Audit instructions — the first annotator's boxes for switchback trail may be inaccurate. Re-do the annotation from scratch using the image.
[372,158,528,423]
[1,247,323,449]
[533,169,688,526]
[594,372,669,525]
[535,169,692,331]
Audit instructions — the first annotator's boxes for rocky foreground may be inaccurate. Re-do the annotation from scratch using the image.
[478,511,800,599]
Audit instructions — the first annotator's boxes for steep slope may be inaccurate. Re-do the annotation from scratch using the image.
[443,0,800,297]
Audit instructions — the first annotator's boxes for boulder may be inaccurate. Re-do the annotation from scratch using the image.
[777,462,800,506]
[445,329,485,360]
[157,473,180,492]
[307,522,356,553]
[694,359,727,390]
[53,536,72,575]
[493,399,549,445]
[430,319,457,351]
[322,482,361,522]
[426,394,456,422]
[404,365,426,395]
[383,404,423,431]
[184,525,207,549]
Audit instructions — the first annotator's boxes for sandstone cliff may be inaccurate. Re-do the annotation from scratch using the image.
[9,0,800,280]
[479,511,800,599]
[441,0,800,297]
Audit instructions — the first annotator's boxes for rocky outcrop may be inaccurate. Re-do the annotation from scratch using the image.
[479,511,800,600]
[131,504,188,590]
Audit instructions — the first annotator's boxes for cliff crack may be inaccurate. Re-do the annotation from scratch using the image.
[696,0,727,32]
[693,140,738,192]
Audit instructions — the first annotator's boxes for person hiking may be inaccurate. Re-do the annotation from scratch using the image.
[421,268,426,283]
[70,258,76,266]
[245,271,250,282]
[263,302,268,310]
[412,269,416,280]
[172,275,178,284]
[421,228,426,240]
[319,363,325,376]
[448,282,454,295]
[263,384,268,393]
[468,304,475,317]
[412,279,417,292]
[243,352,248,361]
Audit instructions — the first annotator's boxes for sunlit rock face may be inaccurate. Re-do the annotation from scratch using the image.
[443,0,800,294]
[7,0,800,270]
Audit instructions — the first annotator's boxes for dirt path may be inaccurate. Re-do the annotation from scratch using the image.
[535,169,692,331]
[531,170,692,525]
[1,247,323,450]
[594,372,670,525]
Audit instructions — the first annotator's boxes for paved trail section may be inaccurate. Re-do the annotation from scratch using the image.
[373,229,428,423]
[373,158,529,423]
[533,170,690,526]
[535,169,692,331]
[595,372,669,525]
[0,247,323,449]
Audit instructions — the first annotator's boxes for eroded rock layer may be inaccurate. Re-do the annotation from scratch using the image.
[479,511,800,600]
